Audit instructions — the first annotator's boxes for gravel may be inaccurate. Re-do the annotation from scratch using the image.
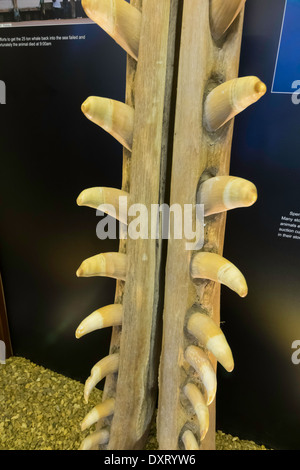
[0,356,269,451]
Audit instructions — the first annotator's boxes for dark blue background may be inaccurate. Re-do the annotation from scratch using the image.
[272,0,300,92]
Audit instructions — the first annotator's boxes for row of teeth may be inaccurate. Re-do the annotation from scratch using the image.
[75,0,265,450]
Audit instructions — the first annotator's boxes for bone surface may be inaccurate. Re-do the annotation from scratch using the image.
[204,76,266,132]
[81,97,134,151]
[198,176,257,216]
[79,428,110,450]
[76,304,123,339]
[187,313,234,372]
[76,253,127,281]
[183,383,209,441]
[182,430,200,450]
[77,187,129,225]
[81,398,115,431]
[82,0,141,60]
[84,354,119,403]
[191,252,248,298]
[185,345,217,406]
[210,0,247,40]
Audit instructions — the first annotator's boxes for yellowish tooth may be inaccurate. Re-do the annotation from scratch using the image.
[198,176,257,216]
[81,398,115,431]
[191,252,248,298]
[75,304,123,339]
[182,430,200,450]
[77,187,129,225]
[76,252,127,281]
[185,345,216,406]
[79,428,110,450]
[183,383,209,442]
[81,97,134,151]
[210,0,246,40]
[84,354,119,403]
[204,76,267,132]
[82,0,141,60]
[187,313,234,372]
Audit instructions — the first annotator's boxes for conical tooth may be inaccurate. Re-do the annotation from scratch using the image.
[84,354,119,403]
[183,383,209,442]
[210,0,246,41]
[204,76,266,132]
[79,428,110,450]
[82,0,141,60]
[187,313,234,372]
[185,345,216,406]
[76,253,126,281]
[191,252,248,298]
[75,304,123,339]
[77,187,129,225]
[81,398,115,431]
[198,176,257,216]
[81,97,134,151]
[182,430,200,450]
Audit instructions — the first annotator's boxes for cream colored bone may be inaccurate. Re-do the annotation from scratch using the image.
[182,430,200,450]
[198,176,257,216]
[77,187,129,225]
[187,313,234,372]
[79,428,110,450]
[76,304,123,339]
[210,0,247,40]
[183,383,209,441]
[84,354,119,403]
[81,398,115,431]
[81,97,134,151]
[82,0,141,60]
[191,252,248,298]
[204,76,267,132]
[185,345,216,406]
[76,253,127,281]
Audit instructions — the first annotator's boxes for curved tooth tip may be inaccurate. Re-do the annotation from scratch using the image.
[76,187,129,224]
[211,0,247,40]
[191,252,248,298]
[84,354,119,403]
[81,398,115,431]
[185,345,216,406]
[75,304,123,339]
[81,96,134,151]
[79,429,109,450]
[81,97,91,116]
[182,430,200,451]
[199,176,257,216]
[76,253,126,280]
[205,76,267,132]
[183,383,209,442]
[81,0,141,60]
[187,313,234,372]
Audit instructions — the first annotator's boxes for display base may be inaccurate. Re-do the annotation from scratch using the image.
[0,357,269,451]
